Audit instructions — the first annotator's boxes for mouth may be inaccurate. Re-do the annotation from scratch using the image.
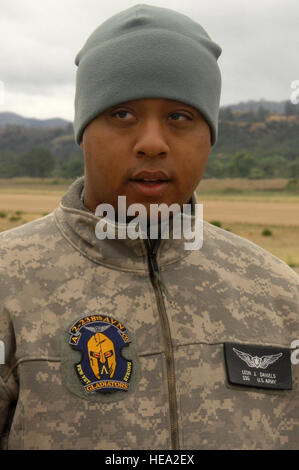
[131,179,170,186]
[129,170,171,196]
[130,169,171,184]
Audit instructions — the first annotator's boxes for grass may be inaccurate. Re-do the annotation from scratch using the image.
[218,222,299,267]
[197,189,299,202]
[0,177,73,195]
[197,178,299,202]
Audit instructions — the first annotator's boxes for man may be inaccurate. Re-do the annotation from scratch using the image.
[0,4,298,450]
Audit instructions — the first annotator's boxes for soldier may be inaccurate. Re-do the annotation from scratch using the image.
[0,4,298,450]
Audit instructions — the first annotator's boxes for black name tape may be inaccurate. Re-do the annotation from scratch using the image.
[224,342,292,390]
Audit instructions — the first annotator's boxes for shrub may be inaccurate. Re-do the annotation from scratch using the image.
[210,220,222,228]
[285,178,299,191]
[9,215,21,222]
[286,257,297,268]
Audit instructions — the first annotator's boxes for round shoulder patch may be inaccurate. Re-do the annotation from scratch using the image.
[68,314,133,394]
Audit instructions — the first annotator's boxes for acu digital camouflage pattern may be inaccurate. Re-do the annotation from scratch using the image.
[0,176,298,450]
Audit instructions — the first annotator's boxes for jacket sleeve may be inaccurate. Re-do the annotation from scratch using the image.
[0,304,19,449]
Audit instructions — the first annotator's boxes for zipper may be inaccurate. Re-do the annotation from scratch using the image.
[145,239,180,450]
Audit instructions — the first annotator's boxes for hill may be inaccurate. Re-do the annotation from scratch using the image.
[0,112,71,129]
[0,99,299,179]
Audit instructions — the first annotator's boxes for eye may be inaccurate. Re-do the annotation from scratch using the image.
[170,112,192,121]
[111,110,134,120]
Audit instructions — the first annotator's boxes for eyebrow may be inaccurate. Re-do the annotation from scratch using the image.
[107,101,198,114]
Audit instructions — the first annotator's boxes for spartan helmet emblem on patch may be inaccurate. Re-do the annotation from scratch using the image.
[87,330,116,379]
[69,315,132,393]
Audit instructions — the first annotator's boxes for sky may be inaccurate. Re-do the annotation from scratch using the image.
[0,0,298,122]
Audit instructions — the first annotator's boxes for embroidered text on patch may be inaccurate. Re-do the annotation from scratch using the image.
[69,315,132,393]
[224,342,292,390]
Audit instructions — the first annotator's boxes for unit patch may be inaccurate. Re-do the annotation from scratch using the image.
[224,342,292,390]
[69,315,132,393]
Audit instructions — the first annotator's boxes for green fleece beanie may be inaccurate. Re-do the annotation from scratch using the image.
[73,3,222,146]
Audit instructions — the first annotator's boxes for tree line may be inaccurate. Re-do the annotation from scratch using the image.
[1,146,298,179]
[1,102,299,179]
[0,148,84,178]
[205,150,299,179]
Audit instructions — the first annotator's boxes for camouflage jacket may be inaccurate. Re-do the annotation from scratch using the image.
[0,176,298,450]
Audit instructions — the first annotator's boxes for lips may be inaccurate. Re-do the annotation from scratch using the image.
[129,169,171,196]
[130,169,170,183]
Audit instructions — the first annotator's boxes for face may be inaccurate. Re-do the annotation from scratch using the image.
[80,98,211,221]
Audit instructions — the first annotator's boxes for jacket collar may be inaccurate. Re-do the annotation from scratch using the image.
[54,176,199,272]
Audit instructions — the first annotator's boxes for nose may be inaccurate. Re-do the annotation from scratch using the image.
[133,118,169,158]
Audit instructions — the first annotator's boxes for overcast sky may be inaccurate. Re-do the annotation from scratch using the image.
[0,0,298,122]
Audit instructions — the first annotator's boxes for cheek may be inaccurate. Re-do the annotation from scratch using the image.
[176,146,209,197]
[84,141,117,178]
[191,136,210,176]
[180,150,209,182]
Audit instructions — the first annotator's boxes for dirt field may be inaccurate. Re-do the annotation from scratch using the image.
[198,178,290,191]
[0,178,298,272]
[0,193,61,213]
[198,199,299,226]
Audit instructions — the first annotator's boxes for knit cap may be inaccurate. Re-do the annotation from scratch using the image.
[74,4,222,146]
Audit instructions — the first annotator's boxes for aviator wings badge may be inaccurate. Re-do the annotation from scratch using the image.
[224,342,292,390]
[232,347,283,369]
